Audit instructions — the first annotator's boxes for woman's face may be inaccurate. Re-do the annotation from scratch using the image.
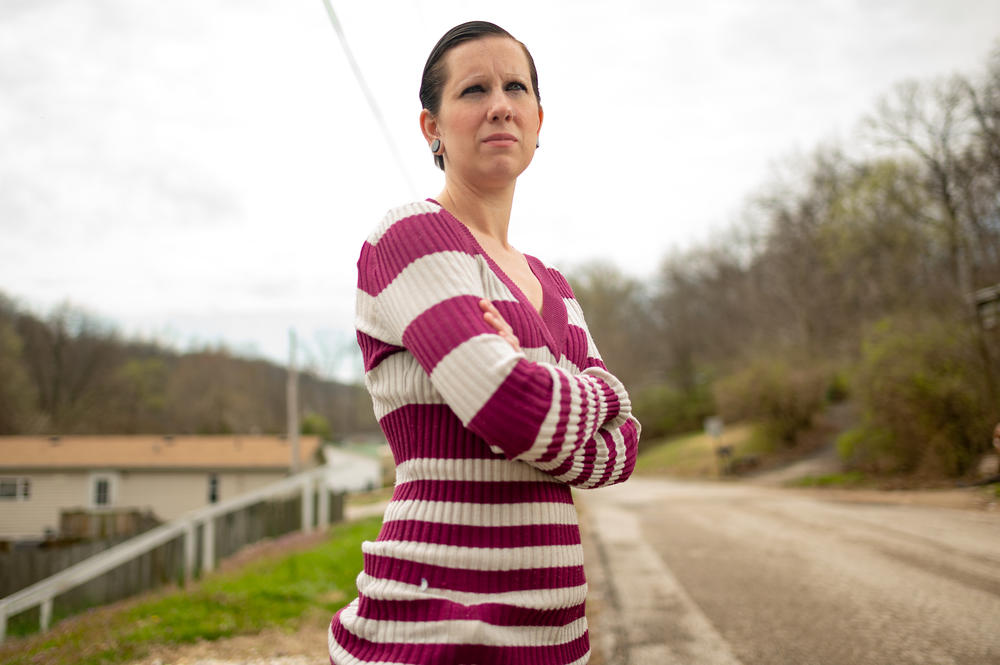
[422,36,543,188]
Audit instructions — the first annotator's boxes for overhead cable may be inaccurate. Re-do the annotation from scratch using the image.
[320,0,417,197]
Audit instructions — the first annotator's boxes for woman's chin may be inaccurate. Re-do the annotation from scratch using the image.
[474,158,532,185]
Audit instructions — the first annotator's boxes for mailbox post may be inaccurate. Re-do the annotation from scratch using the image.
[705,416,730,476]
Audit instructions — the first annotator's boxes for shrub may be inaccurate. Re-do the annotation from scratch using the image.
[847,314,997,476]
[825,370,850,403]
[836,424,897,472]
[633,381,714,441]
[713,355,828,446]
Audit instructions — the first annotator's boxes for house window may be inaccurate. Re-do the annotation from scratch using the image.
[89,472,118,509]
[94,478,110,506]
[0,477,29,501]
[208,474,219,504]
[0,478,17,499]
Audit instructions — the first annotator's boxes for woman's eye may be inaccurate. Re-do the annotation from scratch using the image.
[461,85,485,95]
[506,81,527,92]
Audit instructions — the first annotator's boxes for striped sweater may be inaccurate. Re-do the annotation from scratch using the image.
[328,200,640,665]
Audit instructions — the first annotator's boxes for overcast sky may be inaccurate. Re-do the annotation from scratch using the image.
[2,0,999,380]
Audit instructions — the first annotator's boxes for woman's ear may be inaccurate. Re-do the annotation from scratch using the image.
[419,109,439,145]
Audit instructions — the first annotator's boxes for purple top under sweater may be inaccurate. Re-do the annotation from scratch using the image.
[328,200,640,665]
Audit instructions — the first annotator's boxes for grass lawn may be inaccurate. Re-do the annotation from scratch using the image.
[634,423,759,478]
[0,516,382,665]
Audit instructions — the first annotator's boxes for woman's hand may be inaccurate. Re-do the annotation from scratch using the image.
[479,299,521,352]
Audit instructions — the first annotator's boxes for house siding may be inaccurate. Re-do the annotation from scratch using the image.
[0,470,288,540]
[116,471,285,522]
[0,473,89,540]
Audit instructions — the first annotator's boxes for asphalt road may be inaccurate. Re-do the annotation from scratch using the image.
[579,478,1000,665]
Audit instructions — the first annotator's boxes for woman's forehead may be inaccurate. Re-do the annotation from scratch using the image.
[443,37,530,82]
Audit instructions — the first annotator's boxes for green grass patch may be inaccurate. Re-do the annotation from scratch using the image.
[0,517,382,665]
[634,423,757,478]
[786,471,869,488]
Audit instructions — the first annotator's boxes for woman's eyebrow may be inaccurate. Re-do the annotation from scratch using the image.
[453,72,488,86]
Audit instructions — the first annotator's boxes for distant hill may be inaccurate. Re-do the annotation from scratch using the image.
[0,292,377,437]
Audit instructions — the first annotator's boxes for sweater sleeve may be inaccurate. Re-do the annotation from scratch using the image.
[359,208,637,489]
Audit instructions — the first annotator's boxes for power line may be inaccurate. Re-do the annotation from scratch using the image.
[320,1,417,197]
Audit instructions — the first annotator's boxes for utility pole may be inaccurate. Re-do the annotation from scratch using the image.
[287,329,300,474]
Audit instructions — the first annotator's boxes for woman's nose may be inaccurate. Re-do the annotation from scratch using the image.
[488,93,513,122]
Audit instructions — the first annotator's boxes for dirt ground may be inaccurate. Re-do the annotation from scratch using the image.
[127,622,328,665]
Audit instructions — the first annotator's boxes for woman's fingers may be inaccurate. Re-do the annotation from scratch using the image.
[482,303,515,337]
[479,299,509,332]
[479,299,521,351]
[478,299,502,327]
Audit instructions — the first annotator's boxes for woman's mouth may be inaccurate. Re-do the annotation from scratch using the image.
[483,133,517,147]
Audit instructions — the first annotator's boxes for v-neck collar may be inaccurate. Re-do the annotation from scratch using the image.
[429,199,568,359]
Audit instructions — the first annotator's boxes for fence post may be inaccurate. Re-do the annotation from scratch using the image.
[1,603,7,644]
[317,473,329,530]
[301,477,314,533]
[40,597,52,632]
[202,518,216,574]
[184,521,196,583]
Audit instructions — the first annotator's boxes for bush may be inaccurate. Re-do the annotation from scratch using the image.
[847,314,997,476]
[825,370,850,403]
[301,412,332,440]
[632,381,714,441]
[836,424,897,472]
[713,355,828,446]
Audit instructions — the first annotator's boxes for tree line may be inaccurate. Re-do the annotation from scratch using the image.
[0,294,376,437]
[568,43,1000,479]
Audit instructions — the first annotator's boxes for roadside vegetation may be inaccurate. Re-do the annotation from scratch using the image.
[572,44,1000,486]
[634,425,757,478]
[0,517,381,665]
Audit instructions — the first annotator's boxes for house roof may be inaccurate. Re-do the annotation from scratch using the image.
[0,435,322,471]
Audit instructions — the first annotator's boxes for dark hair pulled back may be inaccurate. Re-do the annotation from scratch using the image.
[419,21,541,171]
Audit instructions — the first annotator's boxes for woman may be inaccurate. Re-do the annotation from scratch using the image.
[329,21,640,665]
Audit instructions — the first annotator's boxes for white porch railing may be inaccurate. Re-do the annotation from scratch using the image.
[0,467,334,643]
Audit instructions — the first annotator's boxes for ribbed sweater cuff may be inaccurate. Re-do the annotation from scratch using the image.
[582,366,630,428]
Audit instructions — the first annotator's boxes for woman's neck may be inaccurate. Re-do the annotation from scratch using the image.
[436,179,516,249]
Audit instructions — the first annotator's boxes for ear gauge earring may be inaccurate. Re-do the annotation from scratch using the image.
[430,138,441,153]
